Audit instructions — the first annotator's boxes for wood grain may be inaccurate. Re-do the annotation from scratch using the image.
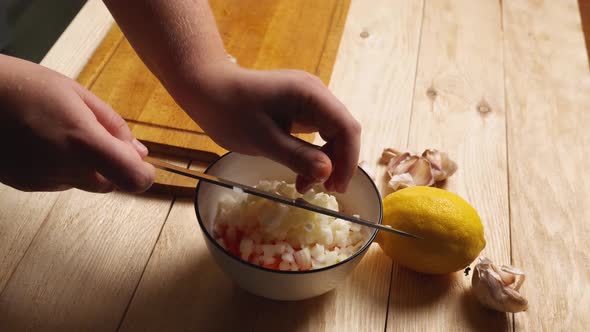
[118,196,260,331]
[325,0,425,193]
[503,0,590,330]
[388,0,512,330]
[0,188,58,293]
[0,190,173,330]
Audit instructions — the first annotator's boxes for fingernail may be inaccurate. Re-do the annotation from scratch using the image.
[132,138,148,155]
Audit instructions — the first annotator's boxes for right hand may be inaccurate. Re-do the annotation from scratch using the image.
[0,54,155,193]
[171,61,361,193]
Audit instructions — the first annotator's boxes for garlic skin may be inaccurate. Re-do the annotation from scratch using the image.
[471,257,528,313]
[388,173,414,191]
[381,148,456,191]
[380,148,402,164]
[423,149,458,181]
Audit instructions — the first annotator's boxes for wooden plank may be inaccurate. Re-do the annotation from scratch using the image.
[387,0,511,330]
[76,25,124,88]
[0,188,58,293]
[325,0,425,193]
[145,154,202,197]
[89,37,160,125]
[119,0,424,330]
[118,198,261,331]
[250,247,390,332]
[0,190,173,330]
[503,0,590,330]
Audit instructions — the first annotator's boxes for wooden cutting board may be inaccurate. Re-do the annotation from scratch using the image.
[76,0,351,195]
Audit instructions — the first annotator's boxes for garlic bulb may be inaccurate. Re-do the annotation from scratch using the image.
[379,148,457,191]
[471,257,528,313]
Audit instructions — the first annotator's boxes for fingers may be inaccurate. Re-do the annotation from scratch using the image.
[256,114,332,189]
[76,85,148,157]
[72,123,155,193]
[72,85,154,192]
[286,72,361,193]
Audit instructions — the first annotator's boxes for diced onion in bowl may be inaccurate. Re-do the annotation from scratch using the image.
[213,180,371,271]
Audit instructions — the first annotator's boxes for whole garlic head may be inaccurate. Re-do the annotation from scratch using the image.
[471,257,528,313]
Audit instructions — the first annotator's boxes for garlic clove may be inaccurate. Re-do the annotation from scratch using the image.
[423,149,442,169]
[358,161,376,180]
[472,257,528,313]
[501,265,526,290]
[387,173,414,191]
[380,148,402,164]
[408,157,435,186]
[501,265,525,275]
[439,152,458,179]
[381,147,457,192]
[495,267,517,286]
[387,154,418,177]
[423,149,458,182]
[386,152,408,177]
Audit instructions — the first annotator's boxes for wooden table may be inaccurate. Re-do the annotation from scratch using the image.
[1,0,588,330]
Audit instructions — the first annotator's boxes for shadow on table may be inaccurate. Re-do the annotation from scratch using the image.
[389,266,456,307]
[460,288,511,332]
[119,246,330,331]
[389,266,510,331]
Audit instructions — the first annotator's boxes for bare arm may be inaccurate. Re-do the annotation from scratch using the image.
[103,0,226,97]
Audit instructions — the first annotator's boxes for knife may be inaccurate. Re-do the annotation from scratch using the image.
[145,156,421,239]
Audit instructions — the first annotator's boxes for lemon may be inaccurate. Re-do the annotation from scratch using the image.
[377,186,485,274]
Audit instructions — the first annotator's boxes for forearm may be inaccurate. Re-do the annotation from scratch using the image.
[103,0,227,96]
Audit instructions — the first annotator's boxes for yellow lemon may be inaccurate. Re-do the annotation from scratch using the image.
[377,186,485,274]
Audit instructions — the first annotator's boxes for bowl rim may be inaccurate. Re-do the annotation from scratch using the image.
[194,151,383,275]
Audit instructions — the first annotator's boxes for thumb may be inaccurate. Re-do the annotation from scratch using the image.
[259,117,332,191]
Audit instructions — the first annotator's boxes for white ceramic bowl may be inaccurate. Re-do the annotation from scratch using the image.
[194,152,382,301]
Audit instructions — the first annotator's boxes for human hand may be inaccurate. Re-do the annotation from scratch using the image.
[171,61,361,193]
[0,55,155,192]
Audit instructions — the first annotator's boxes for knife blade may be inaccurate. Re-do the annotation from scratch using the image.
[145,156,421,239]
